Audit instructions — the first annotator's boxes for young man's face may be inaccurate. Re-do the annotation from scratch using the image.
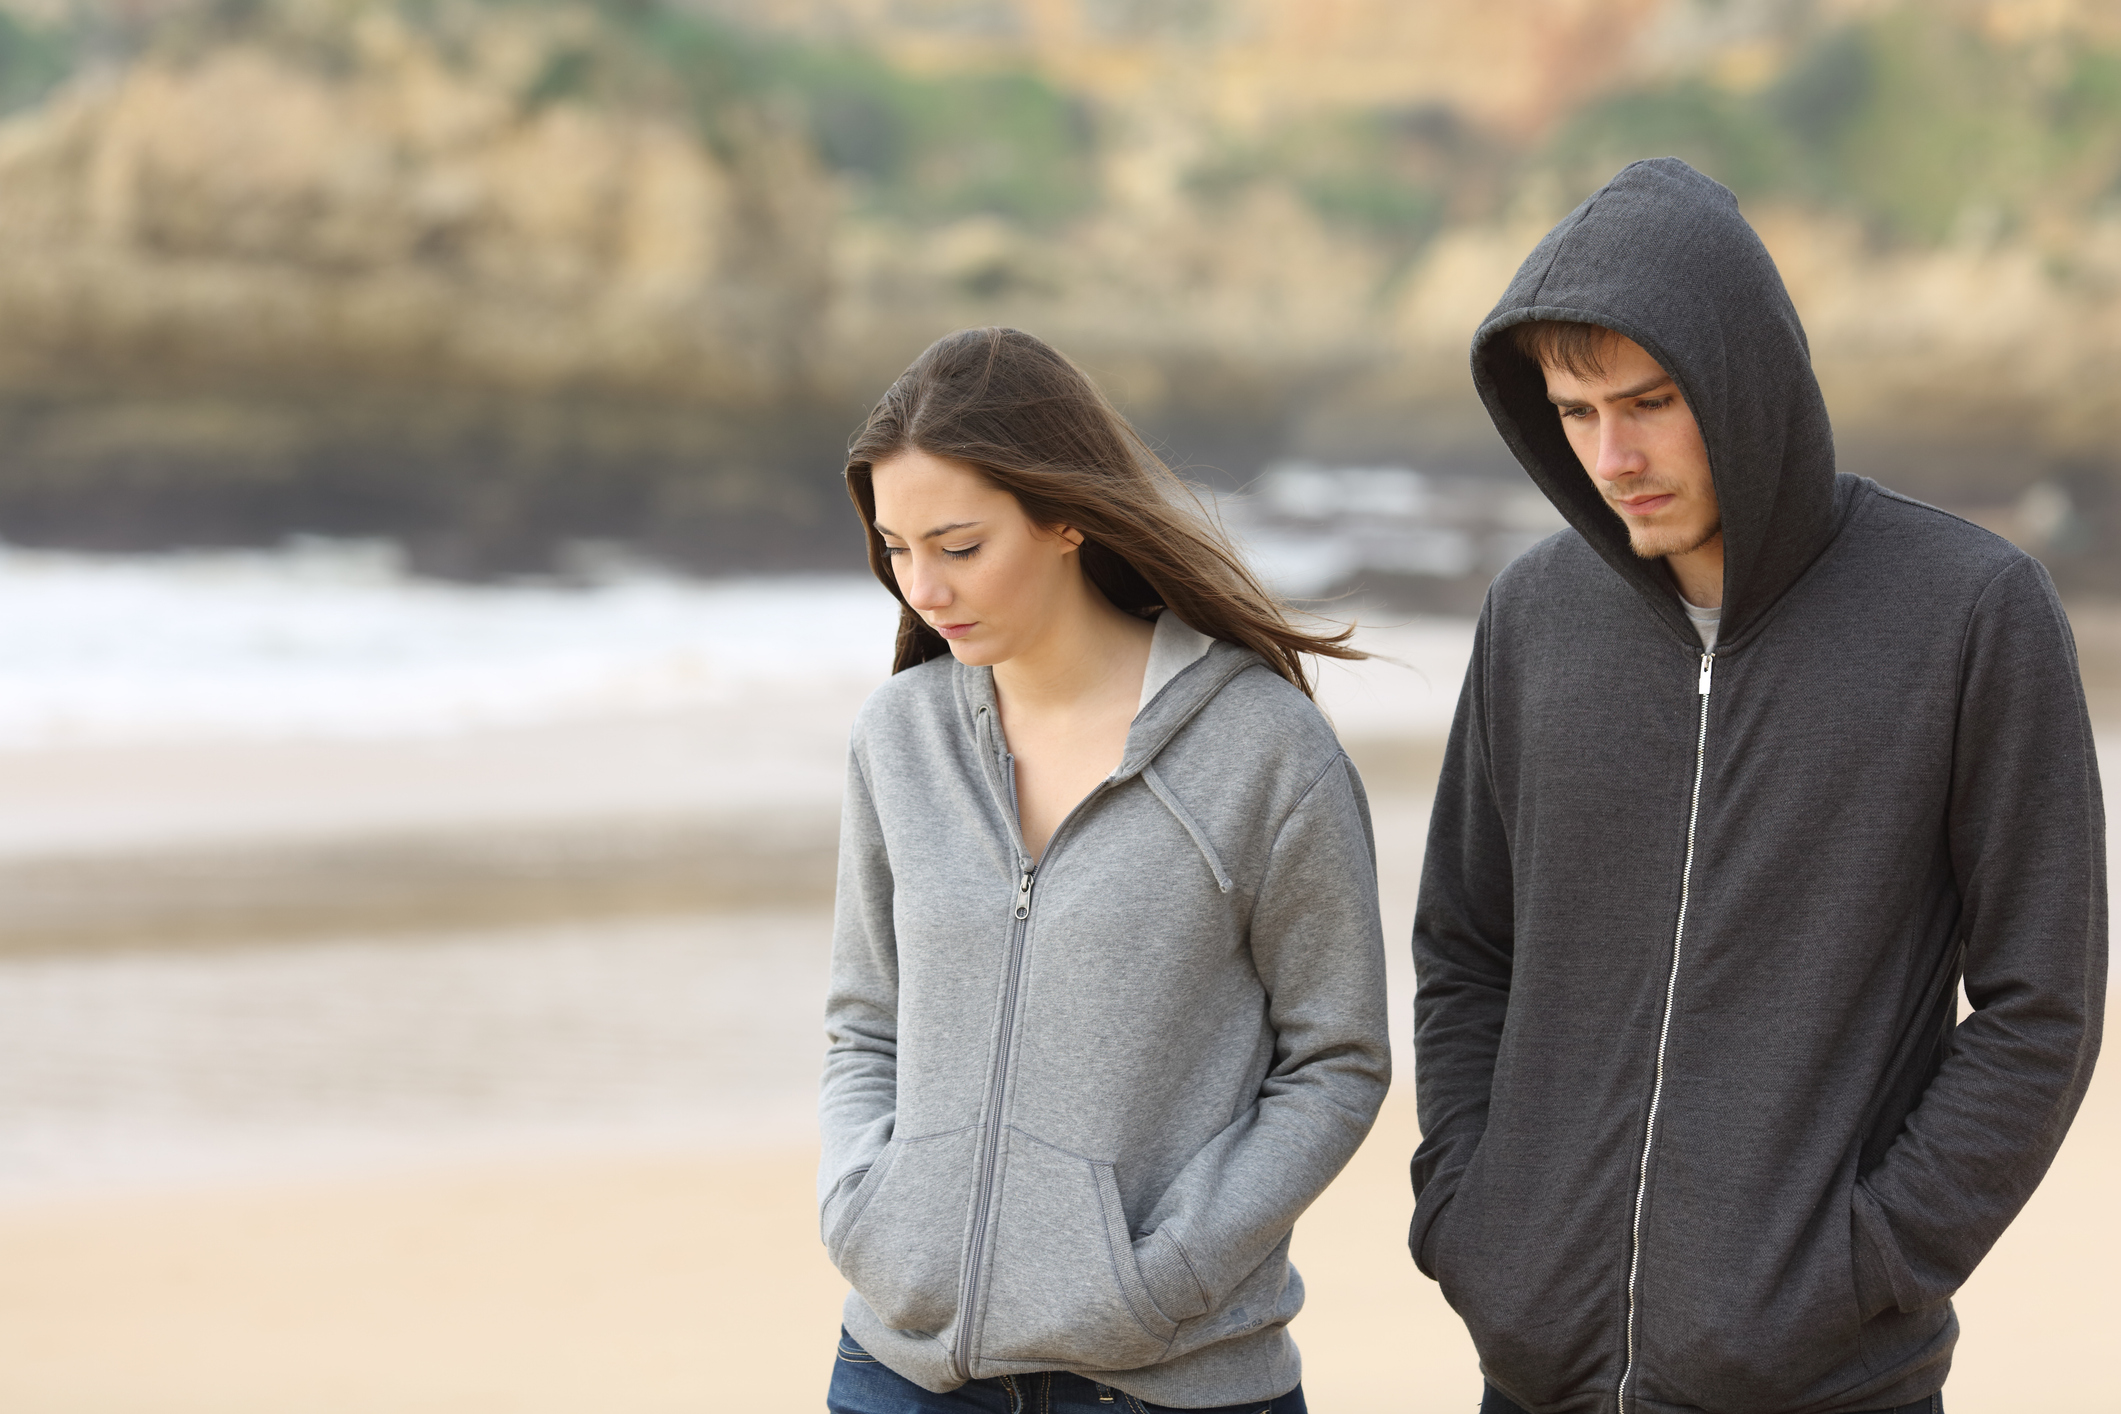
[1542,332,1720,563]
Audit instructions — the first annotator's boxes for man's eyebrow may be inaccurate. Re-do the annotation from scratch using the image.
[872,519,984,540]
[1610,375,1676,400]
[1546,375,1676,407]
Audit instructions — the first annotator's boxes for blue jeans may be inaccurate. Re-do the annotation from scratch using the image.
[1482,1385,1941,1414]
[829,1329,1307,1414]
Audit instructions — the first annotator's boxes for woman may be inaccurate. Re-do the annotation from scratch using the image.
[820,327,1390,1414]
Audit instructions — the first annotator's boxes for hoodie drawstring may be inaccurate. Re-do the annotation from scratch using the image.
[1142,765,1233,894]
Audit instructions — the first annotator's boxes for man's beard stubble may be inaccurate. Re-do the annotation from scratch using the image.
[1626,515,1722,562]
[1595,478,1721,561]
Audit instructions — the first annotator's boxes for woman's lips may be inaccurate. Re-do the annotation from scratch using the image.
[935,621,976,640]
[1618,493,1675,516]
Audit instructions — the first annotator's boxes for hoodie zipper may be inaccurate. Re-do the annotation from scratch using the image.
[953,859,1035,1382]
[1618,650,1713,1414]
[949,662,1237,1381]
[958,703,1104,1384]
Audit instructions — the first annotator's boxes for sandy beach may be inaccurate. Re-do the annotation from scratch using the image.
[0,934,2109,1412]
[0,772,2110,1412]
[0,565,2110,1412]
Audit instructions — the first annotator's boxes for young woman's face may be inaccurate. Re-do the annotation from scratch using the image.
[869,449,1083,667]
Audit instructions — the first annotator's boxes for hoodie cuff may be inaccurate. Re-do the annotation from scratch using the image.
[1133,1227,1211,1324]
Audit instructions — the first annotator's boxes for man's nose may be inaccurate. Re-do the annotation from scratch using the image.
[1594,421,1649,482]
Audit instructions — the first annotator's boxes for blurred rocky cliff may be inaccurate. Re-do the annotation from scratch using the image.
[0,0,2118,580]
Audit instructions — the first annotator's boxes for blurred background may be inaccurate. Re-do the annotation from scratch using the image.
[0,0,2114,1410]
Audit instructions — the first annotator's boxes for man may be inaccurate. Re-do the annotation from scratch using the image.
[1410,157,2105,1414]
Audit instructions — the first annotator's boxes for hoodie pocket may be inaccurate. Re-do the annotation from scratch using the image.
[972,1127,1178,1370]
[1424,1148,1487,1314]
[1425,1150,1597,1401]
[821,1161,877,1250]
[832,1125,980,1335]
[1411,1162,1466,1282]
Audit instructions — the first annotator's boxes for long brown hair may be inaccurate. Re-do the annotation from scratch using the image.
[844,327,1361,696]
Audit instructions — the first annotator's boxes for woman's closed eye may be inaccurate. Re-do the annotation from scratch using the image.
[941,543,981,560]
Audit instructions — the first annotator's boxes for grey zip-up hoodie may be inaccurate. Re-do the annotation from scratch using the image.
[820,627,1391,1406]
[1412,159,2106,1414]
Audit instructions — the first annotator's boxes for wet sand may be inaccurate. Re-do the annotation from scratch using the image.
[0,706,855,950]
[0,619,1466,951]
[0,911,834,1195]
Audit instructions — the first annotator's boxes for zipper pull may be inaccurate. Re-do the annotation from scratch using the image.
[1014,868,1035,920]
[1698,653,1714,696]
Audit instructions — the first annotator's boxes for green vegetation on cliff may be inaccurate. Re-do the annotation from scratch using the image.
[29,0,2121,252]
[153,0,1099,228]
[1188,105,1499,272]
[1552,12,2121,244]
[0,6,73,113]
[528,0,1098,225]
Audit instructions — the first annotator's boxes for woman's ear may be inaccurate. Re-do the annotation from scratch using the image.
[1028,520,1085,552]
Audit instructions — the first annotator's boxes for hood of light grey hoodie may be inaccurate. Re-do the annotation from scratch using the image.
[820,630,1391,1406]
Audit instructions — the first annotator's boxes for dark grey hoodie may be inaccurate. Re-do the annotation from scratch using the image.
[1410,158,2106,1414]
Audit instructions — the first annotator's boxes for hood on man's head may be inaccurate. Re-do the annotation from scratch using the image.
[1471,157,1846,649]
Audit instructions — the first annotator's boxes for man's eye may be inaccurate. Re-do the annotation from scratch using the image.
[1638,396,1671,410]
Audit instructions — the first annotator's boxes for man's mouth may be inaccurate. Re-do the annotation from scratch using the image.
[1615,492,1676,517]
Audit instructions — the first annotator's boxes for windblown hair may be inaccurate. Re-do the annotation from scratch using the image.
[1508,319,1623,380]
[844,327,1361,696]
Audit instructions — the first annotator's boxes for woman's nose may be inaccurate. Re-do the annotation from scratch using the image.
[896,554,950,611]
